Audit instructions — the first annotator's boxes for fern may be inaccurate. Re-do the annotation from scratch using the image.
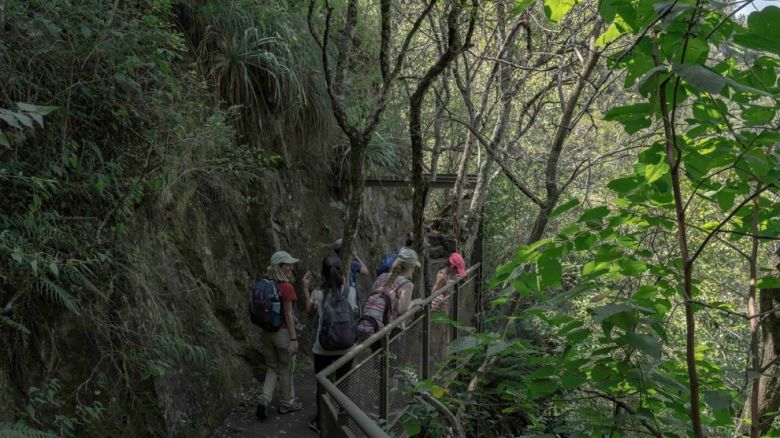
[0,422,56,438]
[0,315,30,336]
[37,277,79,313]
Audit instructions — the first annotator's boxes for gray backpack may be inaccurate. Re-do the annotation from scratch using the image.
[318,286,357,351]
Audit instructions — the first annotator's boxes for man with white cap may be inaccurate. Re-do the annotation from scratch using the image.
[256,250,314,419]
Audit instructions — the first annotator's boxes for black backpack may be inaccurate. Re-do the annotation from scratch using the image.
[318,286,358,351]
[249,278,283,331]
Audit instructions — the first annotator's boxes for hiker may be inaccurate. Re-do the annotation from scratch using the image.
[302,254,359,433]
[375,234,415,277]
[357,247,421,344]
[431,252,467,314]
[255,250,314,420]
[334,238,368,291]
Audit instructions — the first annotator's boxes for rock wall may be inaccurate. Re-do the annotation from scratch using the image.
[0,126,414,436]
[121,157,414,435]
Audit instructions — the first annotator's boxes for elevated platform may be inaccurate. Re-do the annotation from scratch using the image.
[364,173,477,189]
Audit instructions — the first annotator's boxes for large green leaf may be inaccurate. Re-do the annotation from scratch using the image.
[682,37,709,65]
[561,372,586,390]
[672,63,726,94]
[538,253,562,288]
[742,105,775,125]
[549,198,581,219]
[512,0,536,15]
[578,206,610,223]
[734,6,780,56]
[544,0,577,23]
[703,389,732,412]
[603,103,653,133]
[448,336,479,353]
[594,303,636,323]
[757,276,780,289]
[626,332,660,360]
[644,160,669,183]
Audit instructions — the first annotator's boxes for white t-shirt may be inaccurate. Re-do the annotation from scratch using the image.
[311,286,359,356]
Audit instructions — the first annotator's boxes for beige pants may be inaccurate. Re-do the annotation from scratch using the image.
[260,328,296,406]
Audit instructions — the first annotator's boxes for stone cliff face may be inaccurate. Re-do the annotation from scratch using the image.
[0,120,413,436]
[118,143,413,435]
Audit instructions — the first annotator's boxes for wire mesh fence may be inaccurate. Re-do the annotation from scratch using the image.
[317,264,481,438]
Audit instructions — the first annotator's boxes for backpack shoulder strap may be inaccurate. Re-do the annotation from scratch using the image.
[389,278,412,297]
[381,293,392,325]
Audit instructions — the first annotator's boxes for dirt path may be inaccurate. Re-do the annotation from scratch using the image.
[213,364,319,438]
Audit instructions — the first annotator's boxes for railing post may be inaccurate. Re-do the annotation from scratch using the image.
[422,303,430,379]
[476,264,483,332]
[451,281,460,341]
[380,334,390,423]
[336,408,347,438]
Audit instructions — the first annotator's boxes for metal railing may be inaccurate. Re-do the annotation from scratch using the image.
[316,263,482,438]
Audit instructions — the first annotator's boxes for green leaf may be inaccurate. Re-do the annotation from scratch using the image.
[538,254,562,288]
[637,65,670,99]
[619,259,647,276]
[734,6,780,56]
[512,0,535,15]
[565,328,590,343]
[682,37,709,65]
[550,198,580,219]
[0,132,9,148]
[574,232,597,250]
[448,336,479,353]
[404,420,422,436]
[626,332,660,359]
[757,276,780,289]
[603,103,653,134]
[16,102,58,115]
[608,176,641,195]
[742,105,775,125]
[0,315,31,336]
[632,285,658,300]
[591,363,614,382]
[0,111,22,128]
[744,149,769,177]
[544,0,577,23]
[583,261,611,277]
[578,206,610,223]
[557,320,585,337]
[596,21,623,47]
[672,64,726,94]
[486,341,511,357]
[644,161,669,183]
[703,390,732,412]
[561,372,586,390]
[594,304,635,323]
[527,378,557,398]
[530,366,559,379]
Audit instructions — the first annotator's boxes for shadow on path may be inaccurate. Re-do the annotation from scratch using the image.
[213,367,318,437]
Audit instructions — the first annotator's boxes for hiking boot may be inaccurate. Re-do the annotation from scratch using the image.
[278,400,303,415]
[308,415,320,434]
[255,399,269,420]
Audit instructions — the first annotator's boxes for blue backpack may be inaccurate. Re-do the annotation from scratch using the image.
[249,279,282,331]
[375,250,397,277]
[318,286,358,351]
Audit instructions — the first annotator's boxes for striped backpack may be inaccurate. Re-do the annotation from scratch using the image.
[356,274,410,338]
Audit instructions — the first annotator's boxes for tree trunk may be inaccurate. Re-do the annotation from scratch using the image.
[410,0,476,252]
[736,249,780,436]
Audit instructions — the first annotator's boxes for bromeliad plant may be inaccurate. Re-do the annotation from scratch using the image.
[472,0,779,436]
